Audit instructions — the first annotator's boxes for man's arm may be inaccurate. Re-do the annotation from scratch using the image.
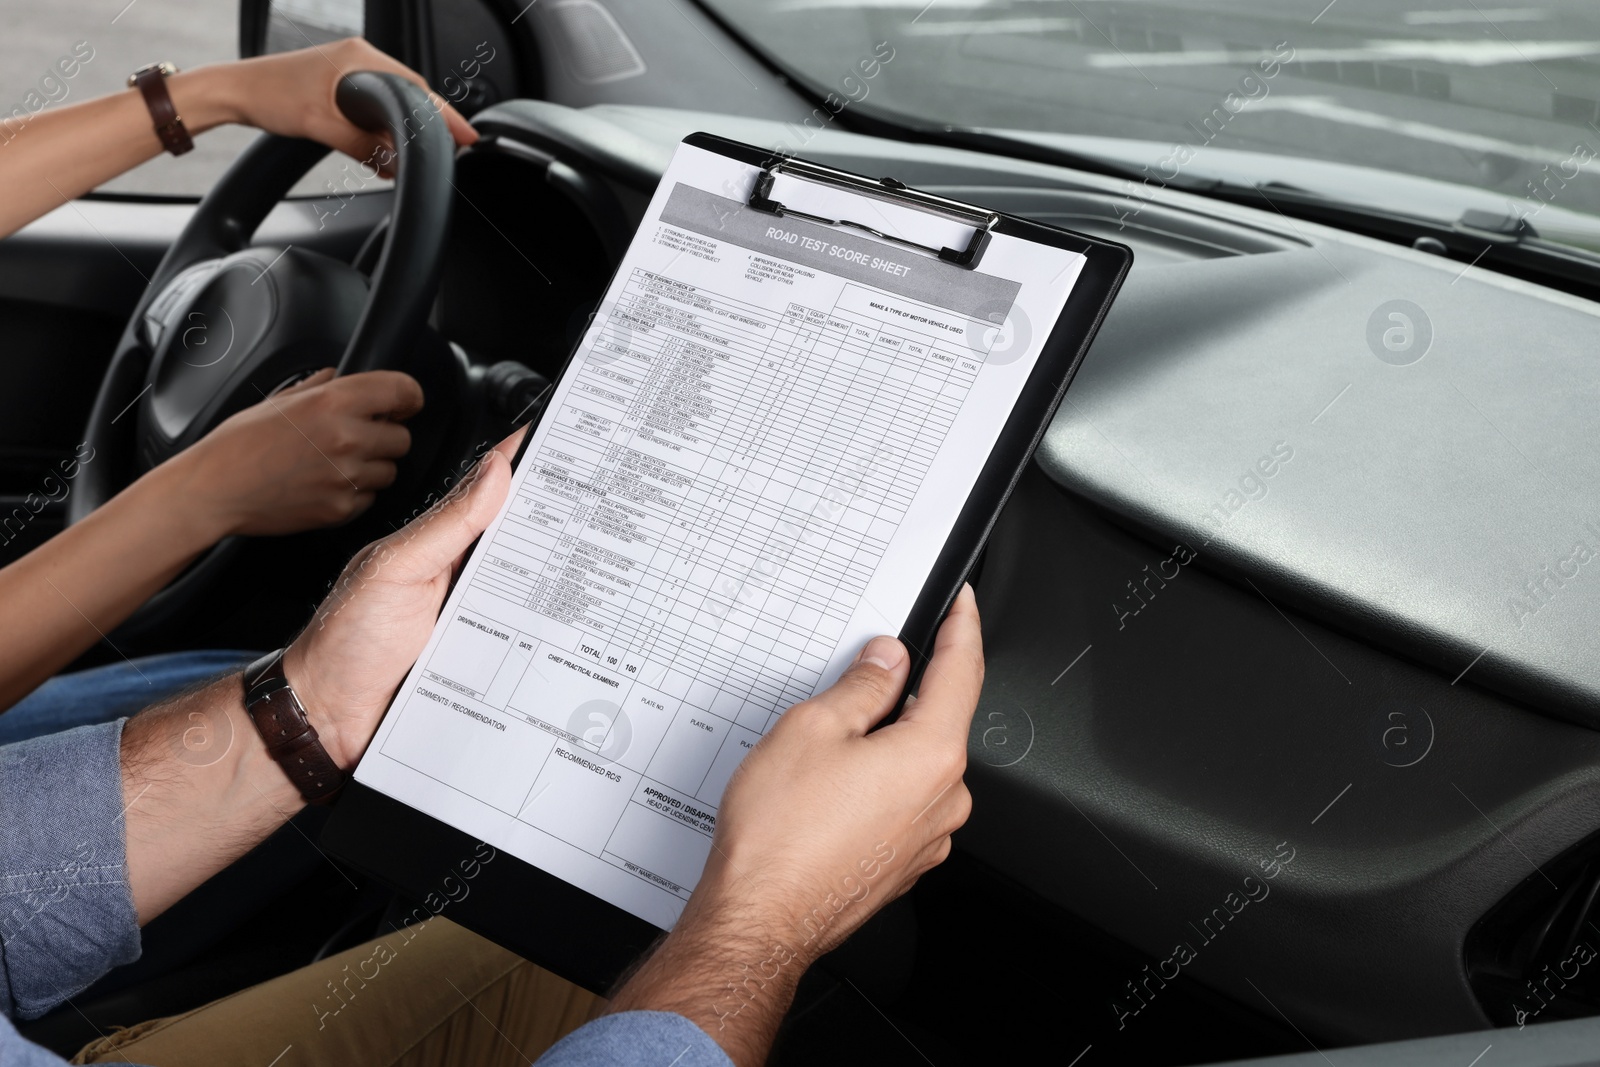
[0,38,476,241]
[0,431,515,1031]
[0,722,141,1021]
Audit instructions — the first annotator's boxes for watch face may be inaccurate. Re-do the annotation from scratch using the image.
[128,61,179,87]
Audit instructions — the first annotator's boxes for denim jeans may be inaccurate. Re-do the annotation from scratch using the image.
[0,651,260,746]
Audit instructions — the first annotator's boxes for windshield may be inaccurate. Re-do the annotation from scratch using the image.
[698,0,1600,237]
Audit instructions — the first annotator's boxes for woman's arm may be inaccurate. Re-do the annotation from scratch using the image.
[0,63,231,241]
[0,369,425,711]
[0,38,477,708]
[0,38,476,240]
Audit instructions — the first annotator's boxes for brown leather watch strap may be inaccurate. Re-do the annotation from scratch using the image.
[243,650,345,805]
[128,62,193,156]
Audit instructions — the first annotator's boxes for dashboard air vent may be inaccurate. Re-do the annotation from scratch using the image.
[1467,832,1600,1028]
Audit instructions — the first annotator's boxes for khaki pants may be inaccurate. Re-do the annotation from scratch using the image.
[73,918,606,1067]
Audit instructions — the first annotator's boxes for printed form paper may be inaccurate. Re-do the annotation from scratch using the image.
[355,141,1086,928]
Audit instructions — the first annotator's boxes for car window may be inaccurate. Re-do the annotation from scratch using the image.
[0,0,376,199]
[266,0,363,52]
[700,0,1600,246]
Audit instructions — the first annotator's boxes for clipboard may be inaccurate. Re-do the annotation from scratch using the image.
[322,132,1133,994]
[748,155,998,268]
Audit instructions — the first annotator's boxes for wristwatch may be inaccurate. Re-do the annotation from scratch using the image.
[127,61,193,156]
[242,650,346,805]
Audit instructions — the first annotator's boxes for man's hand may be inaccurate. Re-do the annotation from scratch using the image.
[170,368,425,540]
[176,37,479,174]
[608,588,984,1066]
[703,593,982,956]
[281,427,525,768]
[121,428,522,921]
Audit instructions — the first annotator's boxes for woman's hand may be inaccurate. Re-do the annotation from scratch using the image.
[171,37,478,173]
[167,368,425,541]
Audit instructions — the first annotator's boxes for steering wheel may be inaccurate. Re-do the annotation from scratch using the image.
[69,72,454,636]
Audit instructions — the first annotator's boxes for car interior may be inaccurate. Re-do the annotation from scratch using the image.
[5,0,1600,1063]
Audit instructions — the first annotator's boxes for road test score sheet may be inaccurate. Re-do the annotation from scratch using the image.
[355,142,1086,929]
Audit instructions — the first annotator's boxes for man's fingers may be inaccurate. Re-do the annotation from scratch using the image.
[384,450,509,580]
[897,585,984,742]
[808,635,910,736]
[332,370,425,420]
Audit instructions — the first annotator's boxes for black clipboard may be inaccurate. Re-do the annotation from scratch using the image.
[322,131,1132,994]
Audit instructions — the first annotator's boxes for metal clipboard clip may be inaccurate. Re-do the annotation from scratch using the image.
[747,157,999,269]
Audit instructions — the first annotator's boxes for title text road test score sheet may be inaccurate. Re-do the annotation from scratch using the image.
[356,142,1087,928]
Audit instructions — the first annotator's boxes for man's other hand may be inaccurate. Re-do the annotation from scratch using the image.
[607,587,984,1066]
[119,428,523,923]
[699,587,983,959]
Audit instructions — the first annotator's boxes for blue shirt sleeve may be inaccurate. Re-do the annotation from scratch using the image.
[536,1012,734,1067]
[0,1022,104,1066]
[0,720,141,1021]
